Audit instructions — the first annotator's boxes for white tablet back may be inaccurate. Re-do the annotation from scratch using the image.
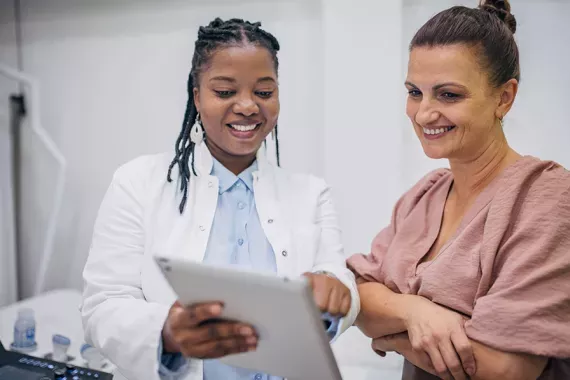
[154,255,342,380]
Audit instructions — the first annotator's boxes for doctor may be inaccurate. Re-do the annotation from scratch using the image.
[81,18,359,380]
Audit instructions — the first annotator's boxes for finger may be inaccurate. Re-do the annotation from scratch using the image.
[451,329,476,376]
[439,340,467,380]
[312,280,331,312]
[423,345,451,380]
[186,302,224,326]
[339,293,351,316]
[188,335,258,359]
[326,286,341,315]
[191,322,256,344]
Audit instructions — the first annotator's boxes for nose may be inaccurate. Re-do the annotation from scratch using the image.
[233,93,259,116]
[414,98,439,126]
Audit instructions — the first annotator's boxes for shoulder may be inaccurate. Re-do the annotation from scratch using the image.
[502,157,570,222]
[270,165,329,194]
[112,152,172,184]
[108,152,174,201]
[396,168,452,217]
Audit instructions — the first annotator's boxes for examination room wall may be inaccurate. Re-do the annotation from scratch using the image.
[2,0,569,378]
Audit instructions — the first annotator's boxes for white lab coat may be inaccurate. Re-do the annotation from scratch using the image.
[81,142,360,380]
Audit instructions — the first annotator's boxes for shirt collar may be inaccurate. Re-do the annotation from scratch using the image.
[211,158,257,194]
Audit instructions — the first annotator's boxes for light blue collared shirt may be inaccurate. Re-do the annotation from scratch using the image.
[158,159,338,380]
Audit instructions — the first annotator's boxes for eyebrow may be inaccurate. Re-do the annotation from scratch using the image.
[210,76,236,83]
[209,76,277,84]
[405,81,467,91]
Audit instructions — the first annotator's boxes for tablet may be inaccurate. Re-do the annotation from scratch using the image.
[154,255,343,380]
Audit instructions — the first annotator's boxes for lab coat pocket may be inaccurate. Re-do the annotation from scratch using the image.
[291,224,322,275]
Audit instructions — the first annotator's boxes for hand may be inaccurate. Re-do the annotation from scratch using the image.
[402,296,475,380]
[162,301,258,359]
[303,272,351,316]
[372,333,438,376]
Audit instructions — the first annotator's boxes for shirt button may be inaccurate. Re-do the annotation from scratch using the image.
[238,202,245,210]
[281,250,288,257]
[268,219,274,224]
[238,238,244,246]
[254,375,262,380]
[236,182,242,188]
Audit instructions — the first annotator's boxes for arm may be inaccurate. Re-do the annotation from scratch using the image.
[354,280,408,338]
[308,179,360,338]
[374,332,547,380]
[81,163,189,380]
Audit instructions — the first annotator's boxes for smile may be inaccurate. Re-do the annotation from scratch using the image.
[229,124,259,132]
[423,126,455,135]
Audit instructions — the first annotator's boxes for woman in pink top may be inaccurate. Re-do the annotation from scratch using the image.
[347,1,570,379]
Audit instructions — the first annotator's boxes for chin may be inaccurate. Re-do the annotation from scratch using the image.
[421,146,449,160]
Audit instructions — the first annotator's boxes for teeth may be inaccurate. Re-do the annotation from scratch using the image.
[423,126,453,135]
[230,124,257,132]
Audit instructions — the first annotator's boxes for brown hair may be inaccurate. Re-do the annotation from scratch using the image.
[410,0,519,87]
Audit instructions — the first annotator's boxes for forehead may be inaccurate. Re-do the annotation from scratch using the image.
[201,44,277,80]
[407,45,487,88]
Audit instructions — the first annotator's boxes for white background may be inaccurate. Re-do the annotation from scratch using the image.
[1,0,569,377]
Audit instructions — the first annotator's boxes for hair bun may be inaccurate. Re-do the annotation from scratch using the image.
[479,0,517,34]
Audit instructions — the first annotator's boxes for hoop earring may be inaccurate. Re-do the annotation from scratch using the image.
[190,113,204,145]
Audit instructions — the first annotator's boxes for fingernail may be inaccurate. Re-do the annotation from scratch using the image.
[246,336,257,345]
[240,327,253,336]
[210,304,222,314]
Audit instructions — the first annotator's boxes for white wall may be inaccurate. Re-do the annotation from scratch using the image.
[0,0,20,306]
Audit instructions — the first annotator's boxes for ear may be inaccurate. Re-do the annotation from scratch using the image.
[193,87,200,113]
[495,78,518,119]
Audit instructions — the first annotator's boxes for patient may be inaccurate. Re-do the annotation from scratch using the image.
[348,1,570,379]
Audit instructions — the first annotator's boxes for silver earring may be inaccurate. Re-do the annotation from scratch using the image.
[190,113,204,145]
[499,118,504,128]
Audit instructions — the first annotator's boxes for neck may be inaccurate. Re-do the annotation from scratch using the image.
[448,133,520,201]
[205,140,256,175]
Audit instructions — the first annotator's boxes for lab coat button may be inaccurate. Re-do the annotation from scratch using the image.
[199,225,205,231]
[268,219,274,224]
[281,250,288,257]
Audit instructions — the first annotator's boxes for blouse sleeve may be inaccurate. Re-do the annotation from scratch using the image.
[465,187,570,358]
[347,169,449,282]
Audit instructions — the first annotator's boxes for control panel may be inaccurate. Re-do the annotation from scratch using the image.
[0,340,112,380]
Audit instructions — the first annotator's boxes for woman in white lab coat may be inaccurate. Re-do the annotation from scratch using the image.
[81,18,359,380]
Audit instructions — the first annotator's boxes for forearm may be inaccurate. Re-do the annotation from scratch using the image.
[470,340,547,380]
[355,281,411,337]
[379,334,547,380]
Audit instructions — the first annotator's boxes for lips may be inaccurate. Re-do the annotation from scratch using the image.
[226,121,262,139]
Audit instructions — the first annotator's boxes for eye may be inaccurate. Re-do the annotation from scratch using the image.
[440,92,461,101]
[214,90,235,98]
[255,91,274,99]
[407,89,422,98]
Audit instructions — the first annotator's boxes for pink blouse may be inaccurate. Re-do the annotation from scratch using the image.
[348,156,570,379]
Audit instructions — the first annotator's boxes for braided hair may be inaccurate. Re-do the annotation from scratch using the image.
[167,18,281,213]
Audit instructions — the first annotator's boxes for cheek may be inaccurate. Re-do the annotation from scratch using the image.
[406,99,418,121]
[200,98,228,127]
[262,98,280,124]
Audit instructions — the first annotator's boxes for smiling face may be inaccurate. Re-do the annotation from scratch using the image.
[193,44,279,166]
[405,44,516,161]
